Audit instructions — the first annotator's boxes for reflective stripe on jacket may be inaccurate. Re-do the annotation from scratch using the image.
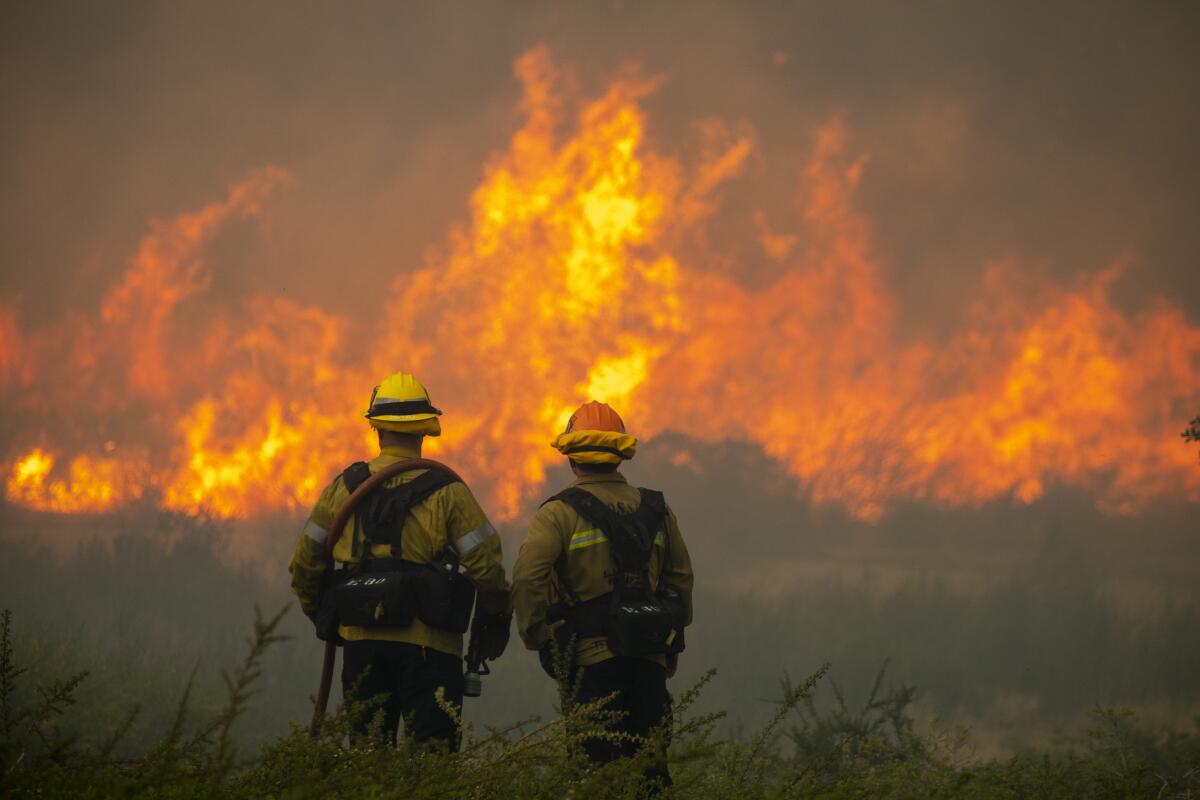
[287,443,509,657]
[512,471,694,667]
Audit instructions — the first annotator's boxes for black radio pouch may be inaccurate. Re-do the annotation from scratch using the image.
[416,548,476,633]
[606,586,682,658]
[330,556,475,633]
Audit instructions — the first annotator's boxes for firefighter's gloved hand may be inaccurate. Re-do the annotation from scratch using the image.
[470,610,512,661]
[538,643,558,680]
[666,652,679,678]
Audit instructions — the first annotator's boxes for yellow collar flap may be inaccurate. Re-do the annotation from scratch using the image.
[551,429,637,464]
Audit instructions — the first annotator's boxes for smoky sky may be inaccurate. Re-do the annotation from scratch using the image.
[2,0,1198,339]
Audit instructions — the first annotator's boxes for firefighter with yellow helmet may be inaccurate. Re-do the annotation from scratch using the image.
[512,401,694,789]
[288,372,511,748]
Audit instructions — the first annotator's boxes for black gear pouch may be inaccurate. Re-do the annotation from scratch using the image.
[656,583,686,655]
[314,568,348,642]
[414,550,476,634]
[333,554,475,633]
[605,587,679,657]
[333,571,419,628]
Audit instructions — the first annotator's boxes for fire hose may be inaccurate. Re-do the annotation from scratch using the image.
[307,458,464,739]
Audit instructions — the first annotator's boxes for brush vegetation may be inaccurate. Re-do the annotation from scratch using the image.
[2,607,1198,800]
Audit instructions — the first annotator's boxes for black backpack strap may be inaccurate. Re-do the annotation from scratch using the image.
[636,489,668,548]
[342,461,372,494]
[340,462,372,559]
[545,487,616,528]
[637,488,666,517]
[547,486,662,604]
[637,488,670,582]
[348,465,461,562]
[342,461,455,499]
[403,469,460,506]
[635,489,667,540]
[542,488,611,606]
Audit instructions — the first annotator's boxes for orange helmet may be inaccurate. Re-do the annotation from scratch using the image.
[553,401,637,464]
[564,401,626,434]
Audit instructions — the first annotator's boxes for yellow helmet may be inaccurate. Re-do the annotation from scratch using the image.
[364,372,442,436]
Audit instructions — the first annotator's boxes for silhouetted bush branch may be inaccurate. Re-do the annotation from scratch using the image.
[1185,415,1200,463]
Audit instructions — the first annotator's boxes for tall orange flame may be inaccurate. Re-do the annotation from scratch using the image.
[2,48,1197,521]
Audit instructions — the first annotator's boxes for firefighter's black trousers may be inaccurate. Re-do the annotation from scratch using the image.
[341,640,464,749]
[575,656,672,789]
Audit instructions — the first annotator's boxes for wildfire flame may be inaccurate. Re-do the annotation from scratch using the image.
[2,47,1198,522]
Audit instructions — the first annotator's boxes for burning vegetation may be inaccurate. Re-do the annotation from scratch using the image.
[1,48,1198,522]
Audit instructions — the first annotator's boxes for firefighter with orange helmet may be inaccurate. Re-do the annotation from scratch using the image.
[288,371,511,749]
[512,401,694,789]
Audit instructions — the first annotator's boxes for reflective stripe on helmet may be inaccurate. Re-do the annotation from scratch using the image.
[367,398,442,417]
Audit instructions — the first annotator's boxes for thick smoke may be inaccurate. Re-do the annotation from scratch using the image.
[2,1,1198,320]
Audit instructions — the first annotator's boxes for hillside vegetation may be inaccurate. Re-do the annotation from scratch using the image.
[3,608,1198,799]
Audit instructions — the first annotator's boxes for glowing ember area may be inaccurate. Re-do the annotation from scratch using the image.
[6,448,141,513]
[2,48,1198,521]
